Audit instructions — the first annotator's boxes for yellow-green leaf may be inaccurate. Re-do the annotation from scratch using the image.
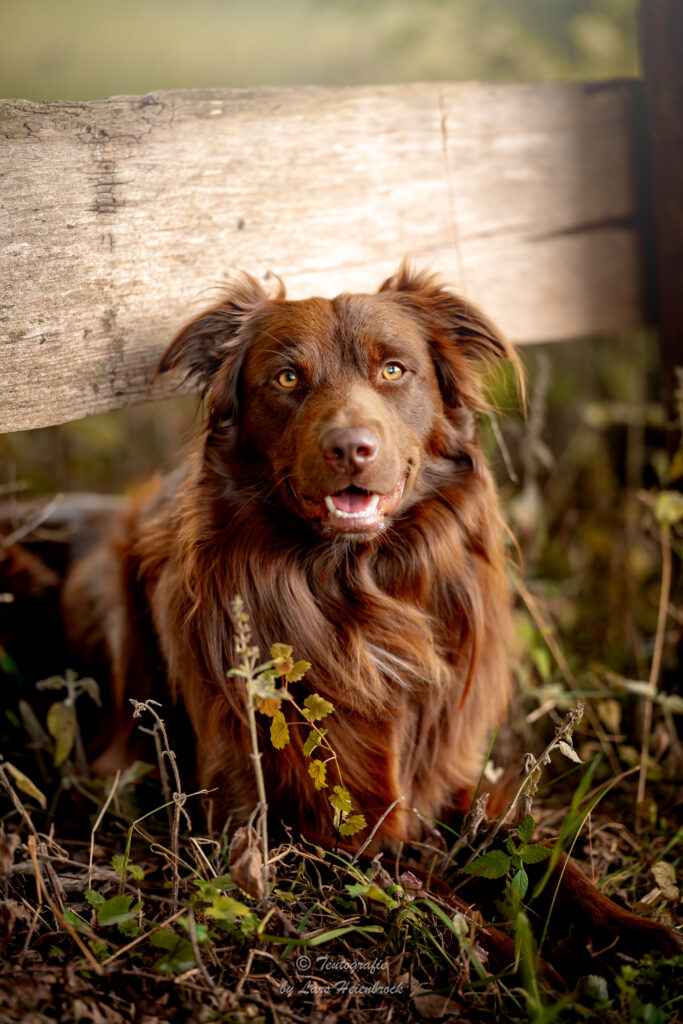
[285,660,311,683]
[47,701,77,766]
[270,711,290,749]
[302,693,334,722]
[4,762,47,809]
[346,881,396,906]
[203,894,253,921]
[329,785,353,813]
[339,814,366,836]
[308,759,328,790]
[270,643,293,674]
[302,728,325,757]
[654,490,683,526]
[256,697,282,718]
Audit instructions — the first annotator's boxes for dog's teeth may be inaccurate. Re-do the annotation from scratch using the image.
[324,493,380,519]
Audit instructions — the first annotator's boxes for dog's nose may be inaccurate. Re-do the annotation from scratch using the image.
[321,427,379,474]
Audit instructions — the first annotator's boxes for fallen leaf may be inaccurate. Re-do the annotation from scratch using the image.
[229,826,264,900]
[651,862,680,902]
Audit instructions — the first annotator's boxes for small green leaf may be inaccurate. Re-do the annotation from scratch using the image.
[462,849,510,879]
[285,660,311,683]
[339,814,367,836]
[302,693,334,721]
[208,874,235,891]
[4,762,47,809]
[88,940,109,961]
[97,895,142,927]
[178,916,210,943]
[308,759,328,790]
[203,894,253,921]
[64,909,88,931]
[517,814,534,844]
[509,868,529,900]
[151,929,196,974]
[111,853,145,881]
[520,845,552,865]
[329,785,353,813]
[85,889,105,909]
[270,710,290,749]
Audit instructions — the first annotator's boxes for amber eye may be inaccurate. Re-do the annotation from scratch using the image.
[382,363,404,381]
[276,369,299,389]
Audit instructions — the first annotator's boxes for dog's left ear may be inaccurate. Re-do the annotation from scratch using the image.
[379,264,522,410]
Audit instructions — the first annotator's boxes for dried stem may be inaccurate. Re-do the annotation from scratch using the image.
[130,700,191,911]
[0,493,64,550]
[467,702,584,863]
[636,522,672,817]
[89,769,121,889]
[231,597,270,899]
[350,796,405,865]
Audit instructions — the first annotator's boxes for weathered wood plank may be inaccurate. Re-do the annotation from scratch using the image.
[0,81,646,432]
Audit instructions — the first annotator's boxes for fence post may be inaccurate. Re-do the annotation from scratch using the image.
[639,0,683,428]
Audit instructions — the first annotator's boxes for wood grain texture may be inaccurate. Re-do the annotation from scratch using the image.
[0,81,646,432]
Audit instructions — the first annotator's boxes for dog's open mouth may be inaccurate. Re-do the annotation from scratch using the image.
[293,480,405,535]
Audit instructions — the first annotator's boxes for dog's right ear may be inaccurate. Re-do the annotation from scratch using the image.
[157,274,278,393]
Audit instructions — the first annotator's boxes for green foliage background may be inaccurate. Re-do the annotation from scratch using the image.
[2,0,639,103]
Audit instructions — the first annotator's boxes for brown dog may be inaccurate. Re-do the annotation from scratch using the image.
[62,265,678,961]
[64,264,516,842]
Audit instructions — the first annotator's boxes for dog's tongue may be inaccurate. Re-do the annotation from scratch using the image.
[331,489,374,514]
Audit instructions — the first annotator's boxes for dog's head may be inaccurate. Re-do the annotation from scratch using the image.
[159,265,520,539]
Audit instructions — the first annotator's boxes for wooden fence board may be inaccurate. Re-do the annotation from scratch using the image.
[0,80,645,432]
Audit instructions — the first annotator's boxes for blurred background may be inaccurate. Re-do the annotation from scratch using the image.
[2,0,639,102]
[1,0,680,783]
